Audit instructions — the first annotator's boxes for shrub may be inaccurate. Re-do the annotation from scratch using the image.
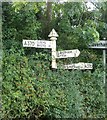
[2,47,105,119]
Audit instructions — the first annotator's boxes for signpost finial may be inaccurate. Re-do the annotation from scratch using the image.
[48,29,59,38]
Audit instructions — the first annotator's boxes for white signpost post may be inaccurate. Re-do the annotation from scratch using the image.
[48,29,58,68]
[23,28,93,70]
[89,39,107,83]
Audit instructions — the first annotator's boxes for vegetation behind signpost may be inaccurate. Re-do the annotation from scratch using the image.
[1,2,107,119]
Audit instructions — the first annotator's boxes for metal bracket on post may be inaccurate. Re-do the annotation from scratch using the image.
[48,29,58,69]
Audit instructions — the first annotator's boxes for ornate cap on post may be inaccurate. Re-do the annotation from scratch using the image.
[48,29,59,38]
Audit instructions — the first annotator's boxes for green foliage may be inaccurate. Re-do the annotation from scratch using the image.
[51,3,100,50]
[2,2,106,120]
[2,48,105,119]
[2,2,41,49]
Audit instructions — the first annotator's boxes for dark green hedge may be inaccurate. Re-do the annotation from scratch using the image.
[1,48,105,119]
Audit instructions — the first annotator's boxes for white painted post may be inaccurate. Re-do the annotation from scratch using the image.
[48,29,58,69]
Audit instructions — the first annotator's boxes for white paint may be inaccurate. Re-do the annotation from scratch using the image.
[56,49,80,58]
[23,29,93,70]
[48,29,58,38]
[48,29,58,69]
[23,40,52,48]
[63,62,93,69]
[36,40,52,48]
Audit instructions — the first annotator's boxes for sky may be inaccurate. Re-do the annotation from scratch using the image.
[86,2,96,11]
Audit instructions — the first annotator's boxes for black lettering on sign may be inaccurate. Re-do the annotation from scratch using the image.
[28,41,35,46]
[84,63,92,69]
[57,52,66,57]
[37,41,46,48]
[24,41,27,45]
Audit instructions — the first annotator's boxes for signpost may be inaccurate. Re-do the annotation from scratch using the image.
[23,28,93,70]
[56,49,80,58]
[63,62,93,70]
[89,39,107,83]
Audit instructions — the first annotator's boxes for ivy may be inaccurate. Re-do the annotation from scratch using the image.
[2,2,106,119]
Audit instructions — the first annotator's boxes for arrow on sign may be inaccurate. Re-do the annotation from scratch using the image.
[23,40,52,48]
[63,62,93,69]
[56,49,80,58]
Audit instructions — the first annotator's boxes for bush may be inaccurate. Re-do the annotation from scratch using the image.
[2,47,105,119]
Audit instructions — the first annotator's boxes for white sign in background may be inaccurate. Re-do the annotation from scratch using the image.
[89,39,107,83]
[89,40,107,49]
